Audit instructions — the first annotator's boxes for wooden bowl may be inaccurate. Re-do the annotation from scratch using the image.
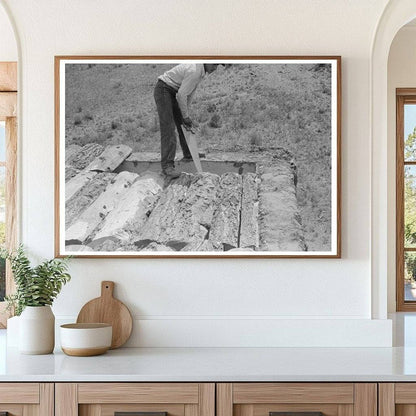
[60,323,112,356]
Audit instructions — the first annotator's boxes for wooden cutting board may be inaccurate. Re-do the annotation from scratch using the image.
[76,281,133,349]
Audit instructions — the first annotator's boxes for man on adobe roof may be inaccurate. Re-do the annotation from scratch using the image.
[154,63,221,178]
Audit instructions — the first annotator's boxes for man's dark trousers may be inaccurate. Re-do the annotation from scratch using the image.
[154,79,191,170]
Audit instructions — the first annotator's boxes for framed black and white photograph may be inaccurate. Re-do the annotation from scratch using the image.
[55,56,341,258]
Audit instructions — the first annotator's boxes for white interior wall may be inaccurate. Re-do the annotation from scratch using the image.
[0,0,393,346]
[387,25,416,312]
[0,4,17,61]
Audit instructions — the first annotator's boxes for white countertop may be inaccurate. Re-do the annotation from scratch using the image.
[1,329,416,382]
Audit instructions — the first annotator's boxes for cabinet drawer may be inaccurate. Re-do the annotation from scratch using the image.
[56,383,215,416]
[217,383,376,416]
[78,383,200,404]
[0,383,39,404]
[0,383,53,416]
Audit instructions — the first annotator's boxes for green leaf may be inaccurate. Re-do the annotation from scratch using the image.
[5,245,71,314]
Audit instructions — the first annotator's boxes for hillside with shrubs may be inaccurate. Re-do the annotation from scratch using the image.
[65,63,333,251]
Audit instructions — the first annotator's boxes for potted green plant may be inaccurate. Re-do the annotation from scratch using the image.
[1,245,71,354]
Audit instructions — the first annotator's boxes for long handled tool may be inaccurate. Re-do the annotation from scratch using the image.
[183,125,203,173]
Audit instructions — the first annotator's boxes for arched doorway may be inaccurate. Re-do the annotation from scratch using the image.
[371,0,416,319]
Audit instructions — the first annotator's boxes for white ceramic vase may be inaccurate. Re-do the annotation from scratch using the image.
[6,315,20,347]
[19,306,55,354]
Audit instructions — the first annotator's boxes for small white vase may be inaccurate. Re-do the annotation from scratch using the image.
[6,315,20,347]
[19,306,55,354]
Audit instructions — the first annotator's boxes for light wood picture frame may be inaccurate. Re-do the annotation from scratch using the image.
[55,56,341,258]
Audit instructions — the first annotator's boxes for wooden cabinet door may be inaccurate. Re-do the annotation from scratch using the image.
[55,383,215,416]
[217,383,377,416]
[379,383,416,416]
[0,383,53,416]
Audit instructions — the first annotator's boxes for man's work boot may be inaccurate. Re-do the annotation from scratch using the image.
[163,166,180,179]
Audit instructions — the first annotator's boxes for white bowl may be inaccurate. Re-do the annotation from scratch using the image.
[60,323,112,356]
